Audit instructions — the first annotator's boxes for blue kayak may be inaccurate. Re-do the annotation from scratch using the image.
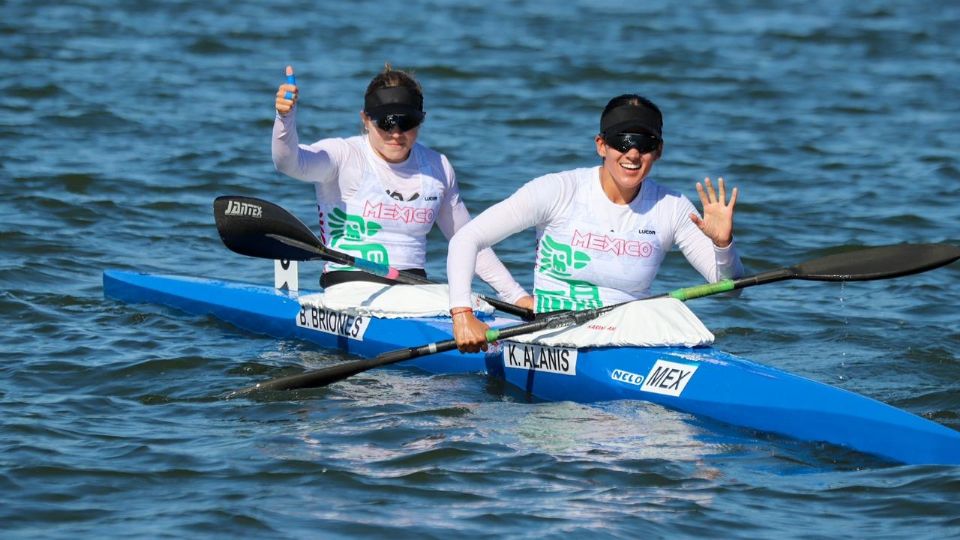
[102,269,960,466]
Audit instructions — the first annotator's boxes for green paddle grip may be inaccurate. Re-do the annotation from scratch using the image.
[668,279,736,301]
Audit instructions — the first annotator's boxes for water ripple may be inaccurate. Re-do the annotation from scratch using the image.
[2,0,960,537]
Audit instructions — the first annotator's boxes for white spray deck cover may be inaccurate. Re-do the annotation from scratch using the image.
[300,283,714,348]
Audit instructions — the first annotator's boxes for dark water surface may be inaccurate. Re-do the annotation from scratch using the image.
[2,0,960,538]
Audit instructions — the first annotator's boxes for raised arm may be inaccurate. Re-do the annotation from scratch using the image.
[271,65,340,184]
[676,177,744,282]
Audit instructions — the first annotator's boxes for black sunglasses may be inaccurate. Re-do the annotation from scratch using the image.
[369,112,424,133]
[602,132,662,154]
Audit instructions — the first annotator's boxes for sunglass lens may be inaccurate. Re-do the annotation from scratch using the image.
[606,133,660,154]
[397,115,421,131]
[374,113,423,133]
[375,115,395,131]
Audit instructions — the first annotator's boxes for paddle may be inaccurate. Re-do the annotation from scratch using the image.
[235,242,960,393]
[212,195,534,320]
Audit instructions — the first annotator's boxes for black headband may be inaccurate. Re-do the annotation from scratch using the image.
[364,86,423,116]
[600,105,662,138]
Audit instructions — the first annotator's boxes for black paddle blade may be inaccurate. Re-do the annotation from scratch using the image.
[792,243,960,281]
[213,195,322,261]
[234,346,443,394]
[243,360,376,393]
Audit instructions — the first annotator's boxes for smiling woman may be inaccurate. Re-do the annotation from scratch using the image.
[447,93,746,353]
[270,63,533,309]
[595,94,665,204]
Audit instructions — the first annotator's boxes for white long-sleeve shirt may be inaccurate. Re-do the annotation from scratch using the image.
[448,167,743,311]
[272,110,528,302]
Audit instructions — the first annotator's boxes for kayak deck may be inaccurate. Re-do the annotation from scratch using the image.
[102,269,960,465]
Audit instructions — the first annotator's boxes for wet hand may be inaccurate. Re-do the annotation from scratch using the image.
[452,309,491,353]
[514,295,534,311]
[690,176,737,248]
[275,65,298,115]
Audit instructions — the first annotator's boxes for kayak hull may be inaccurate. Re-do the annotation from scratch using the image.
[102,270,960,465]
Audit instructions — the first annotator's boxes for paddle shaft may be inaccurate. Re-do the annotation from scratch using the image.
[250,271,784,391]
[241,282,744,392]
[240,242,960,393]
[268,234,533,319]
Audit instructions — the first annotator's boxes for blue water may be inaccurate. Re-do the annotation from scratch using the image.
[2,0,960,537]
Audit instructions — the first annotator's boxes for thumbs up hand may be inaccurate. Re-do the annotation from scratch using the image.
[275,65,298,116]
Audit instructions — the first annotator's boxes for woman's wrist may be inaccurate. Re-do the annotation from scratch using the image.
[450,307,474,317]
